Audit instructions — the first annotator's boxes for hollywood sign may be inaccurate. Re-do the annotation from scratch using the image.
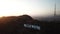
[24,24,40,30]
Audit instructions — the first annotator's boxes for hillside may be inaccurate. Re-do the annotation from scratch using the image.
[0,15,60,34]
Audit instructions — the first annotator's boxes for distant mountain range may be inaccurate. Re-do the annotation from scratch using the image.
[33,15,60,21]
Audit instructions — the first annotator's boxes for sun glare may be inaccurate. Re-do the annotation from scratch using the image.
[0,0,32,17]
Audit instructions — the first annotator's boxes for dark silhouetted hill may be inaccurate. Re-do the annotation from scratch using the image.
[0,15,60,34]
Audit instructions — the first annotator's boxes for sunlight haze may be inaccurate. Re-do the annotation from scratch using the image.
[0,0,60,17]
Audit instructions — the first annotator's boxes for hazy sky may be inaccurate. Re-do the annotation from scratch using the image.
[0,0,60,17]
